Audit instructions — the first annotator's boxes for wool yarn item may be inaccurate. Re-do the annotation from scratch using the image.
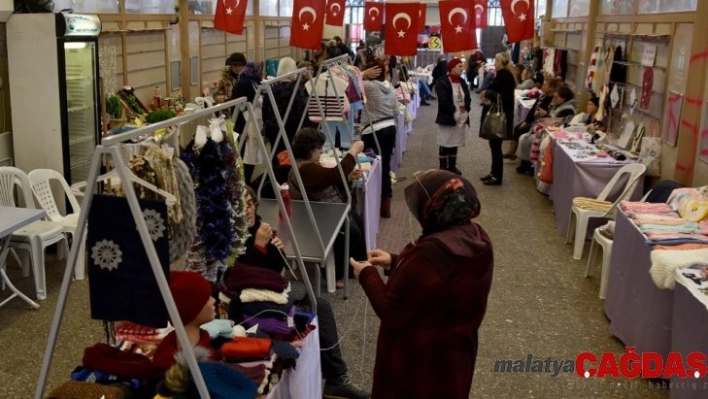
[169,270,212,325]
[221,337,273,359]
[224,263,289,292]
[640,67,653,110]
[169,158,196,266]
[240,288,289,304]
[197,361,258,399]
[82,343,161,381]
[271,340,300,360]
[46,381,127,399]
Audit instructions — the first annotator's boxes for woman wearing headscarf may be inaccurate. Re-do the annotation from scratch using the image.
[232,62,263,185]
[435,58,471,175]
[350,169,494,399]
[479,52,518,186]
[361,57,400,218]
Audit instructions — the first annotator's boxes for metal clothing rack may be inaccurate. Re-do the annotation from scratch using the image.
[34,98,292,399]
[255,66,354,298]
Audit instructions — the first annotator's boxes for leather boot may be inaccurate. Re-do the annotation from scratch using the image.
[503,140,518,160]
[380,197,391,218]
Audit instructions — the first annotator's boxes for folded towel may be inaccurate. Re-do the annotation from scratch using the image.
[634,214,691,225]
[640,223,700,234]
[201,319,235,339]
[650,248,708,289]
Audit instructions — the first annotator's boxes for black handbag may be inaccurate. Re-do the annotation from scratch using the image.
[480,93,507,140]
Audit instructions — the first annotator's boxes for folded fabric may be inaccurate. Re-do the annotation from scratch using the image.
[225,263,289,292]
[650,247,708,289]
[655,243,708,251]
[241,298,294,320]
[113,321,171,344]
[271,340,300,360]
[573,197,612,212]
[225,363,268,388]
[198,361,258,399]
[240,288,289,304]
[634,214,691,225]
[279,323,317,343]
[46,381,128,399]
[221,337,272,359]
[201,319,236,339]
[294,311,316,332]
[646,232,708,244]
[667,188,705,210]
[640,223,700,234]
[243,311,295,335]
[620,201,674,214]
[70,366,141,389]
[699,221,708,235]
[82,343,161,381]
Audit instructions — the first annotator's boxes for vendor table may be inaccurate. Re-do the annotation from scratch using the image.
[267,317,322,399]
[550,137,643,237]
[0,206,44,309]
[514,90,536,126]
[353,157,382,251]
[391,113,409,176]
[671,275,708,399]
[604,210,673,358]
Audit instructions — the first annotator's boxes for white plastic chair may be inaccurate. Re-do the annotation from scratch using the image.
[0,167,69,300]
[565,163,646,260]
[585,222,614,299]
[28,169,87,280]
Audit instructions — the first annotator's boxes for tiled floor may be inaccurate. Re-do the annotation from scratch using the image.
[0,100,669,398]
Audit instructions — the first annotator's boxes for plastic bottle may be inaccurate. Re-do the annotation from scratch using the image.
[279,183,291,223]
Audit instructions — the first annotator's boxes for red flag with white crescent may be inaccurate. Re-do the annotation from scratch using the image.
[214,0,248,35]
[290,0,327,49]
[500,0,535,43]
[326,0,346,27]
[439,1,477,53]
[474,0,488,29]
[364,2,384,31]
[384,2,419,56]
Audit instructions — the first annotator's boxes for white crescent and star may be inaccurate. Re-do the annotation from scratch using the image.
[299,6,317,30]
[368,6,380,21]
[474,4,484,15]
[448,7,467,34]
[392,12,411,38]
[511,0,530,21]
[330,2,341,17]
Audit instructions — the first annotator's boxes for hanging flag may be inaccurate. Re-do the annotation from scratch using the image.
[500,0,535,43]
[214,0,249,35]
[364,1,384,32]
[474,0,488,29]
[384,2,419,56]
[326,0,346,27]
[439,1,477,53]
[290,0,327,49]
[418,3,427,33]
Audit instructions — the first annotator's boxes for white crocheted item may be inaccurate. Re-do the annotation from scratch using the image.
[239,288,289,304]
[650,248,708,289]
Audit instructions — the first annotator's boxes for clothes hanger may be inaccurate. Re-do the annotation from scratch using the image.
[72,167,178,205]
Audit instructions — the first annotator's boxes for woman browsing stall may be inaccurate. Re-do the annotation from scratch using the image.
[434,58,471,175]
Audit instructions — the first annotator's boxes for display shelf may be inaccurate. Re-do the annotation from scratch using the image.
[551,28,583,32]
[68,105,92,113]
[66,76,90,81]
[613,60,667,71]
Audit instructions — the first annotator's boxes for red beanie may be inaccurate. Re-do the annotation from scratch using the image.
[447,58,463,74]
[170,271,212,325]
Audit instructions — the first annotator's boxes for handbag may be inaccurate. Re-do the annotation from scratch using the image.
[480,93,507,140]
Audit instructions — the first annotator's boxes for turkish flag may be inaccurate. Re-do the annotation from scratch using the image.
[364,2,384,32]
[500,0,535,43]
[474,0,488,29]
[214,0,248,35]
[439,1,477,53]
[384,2,419,56]
[418,3,427,33]
[326,0,346,27]
[290,0,327,49]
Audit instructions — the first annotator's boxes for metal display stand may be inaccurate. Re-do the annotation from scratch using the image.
[34,98,303,399]
[255,66,355,298]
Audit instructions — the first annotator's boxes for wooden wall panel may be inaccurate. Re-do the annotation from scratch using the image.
[124,32,167,105]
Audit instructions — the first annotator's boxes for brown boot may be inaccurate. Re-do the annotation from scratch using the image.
[503,140,518,160]
[380,197,391,218]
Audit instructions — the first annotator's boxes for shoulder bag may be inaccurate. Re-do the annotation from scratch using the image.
[480,93,507,140]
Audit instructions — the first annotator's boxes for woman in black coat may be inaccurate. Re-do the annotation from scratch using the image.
[480,52,517,185]
[435,58,471,174]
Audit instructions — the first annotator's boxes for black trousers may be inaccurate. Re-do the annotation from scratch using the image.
[333,211,367,281]
[488,139,503,181]
[297,294,348,379]
[362,125,396,199]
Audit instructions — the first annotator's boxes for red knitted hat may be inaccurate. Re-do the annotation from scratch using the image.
[170,271,212,325]
[447,58,463,74]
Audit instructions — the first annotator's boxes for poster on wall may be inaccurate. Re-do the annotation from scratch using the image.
[700,101,708,163]
[663,91,684,148]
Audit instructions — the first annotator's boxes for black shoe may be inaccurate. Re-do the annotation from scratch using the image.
[482,176,502,185]
[448,167,462,175]
[323,375,370,399]
[515,165,528,174]
[420,101,431,106]
[480,174,494,182]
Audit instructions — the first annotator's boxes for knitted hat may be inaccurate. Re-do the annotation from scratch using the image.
[197,361,258,399]
[226,52,247,66]
[170,271,212,325]
[46,381,127,399]
[82,343,162,381]
[447,58,462,74]
[271,340,300,360]
[221,337,273,359]
[224,263,289,292]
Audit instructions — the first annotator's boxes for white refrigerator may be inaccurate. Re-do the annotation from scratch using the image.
[7,12,101,185]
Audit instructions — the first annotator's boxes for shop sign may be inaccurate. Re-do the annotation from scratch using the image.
[428,36,441,50]
[641,44,657,67]
[63,14,102,37]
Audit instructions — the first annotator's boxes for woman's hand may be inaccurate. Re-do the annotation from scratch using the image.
[255,222,274,247]
[349,140,365,155]
[367,249,392,269]
[349,258,373,279]
[362,66,381,80]
[271,235,284,250]
[347,168,364,181]
[536,108,548,118]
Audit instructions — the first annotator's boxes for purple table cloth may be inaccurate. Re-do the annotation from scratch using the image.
[604,210,673,358]
[550,139,643,237]
[670,282,708,398]
[391,114,408,176]
[353,157,382,251]
[267,317,321,398]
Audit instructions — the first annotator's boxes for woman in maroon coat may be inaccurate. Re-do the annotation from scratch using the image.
[350,169,494,399]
